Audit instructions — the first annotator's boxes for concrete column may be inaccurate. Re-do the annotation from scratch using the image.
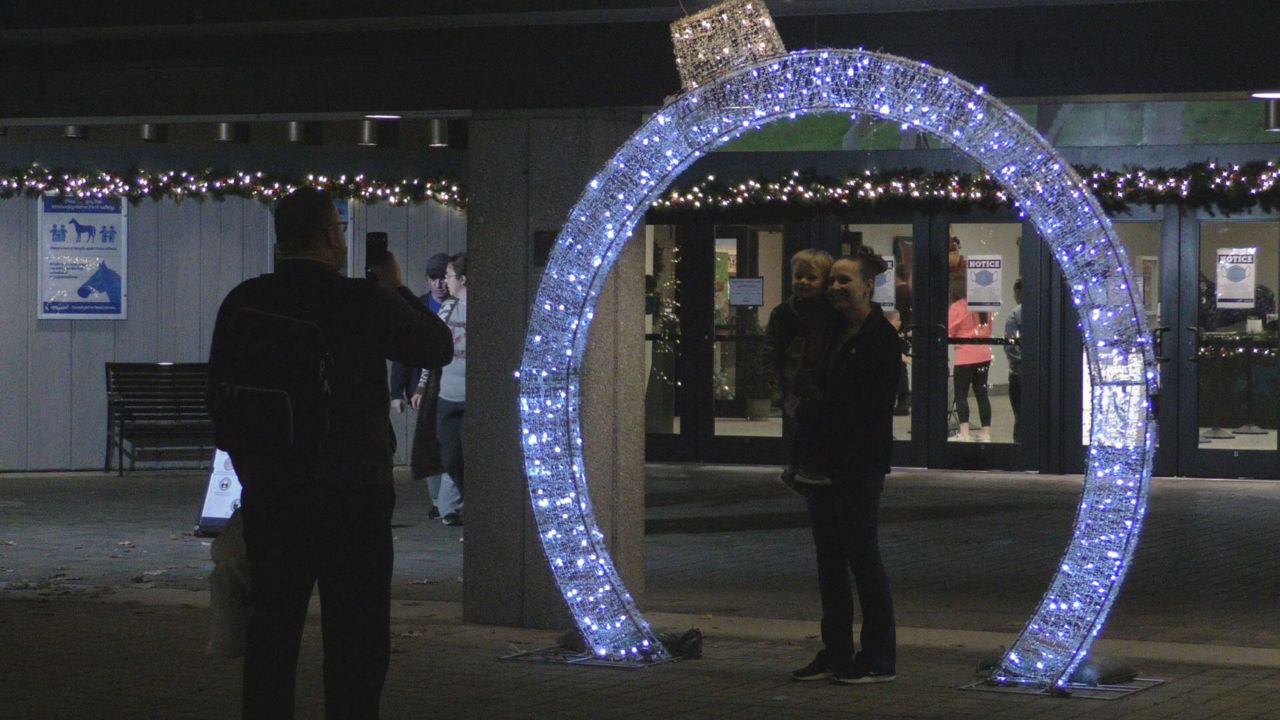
[464,109,646,629]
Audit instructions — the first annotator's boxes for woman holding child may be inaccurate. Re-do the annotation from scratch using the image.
[781,247,901,685]
[762,248,841,481]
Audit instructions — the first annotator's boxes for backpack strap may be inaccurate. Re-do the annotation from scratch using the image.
[438,296,460,324]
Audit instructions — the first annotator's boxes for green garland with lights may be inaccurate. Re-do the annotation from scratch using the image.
[4,161,1280,218]
[1198,337,1279,360]
[647,161,1280,219]
[0,164,465,208]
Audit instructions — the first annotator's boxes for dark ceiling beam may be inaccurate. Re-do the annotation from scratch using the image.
[1,1,1272,121]
[0,0,1200,39]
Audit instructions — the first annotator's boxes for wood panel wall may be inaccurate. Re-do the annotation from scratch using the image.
[0,196,466,471]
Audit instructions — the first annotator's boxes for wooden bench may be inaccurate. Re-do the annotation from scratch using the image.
[105,362,216,475]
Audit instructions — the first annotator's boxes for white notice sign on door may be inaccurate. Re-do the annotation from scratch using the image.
[965,255,1002,310]
[872,256,895,310]
[1216,247,1256,310]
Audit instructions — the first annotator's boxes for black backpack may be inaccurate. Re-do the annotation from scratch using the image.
[213,301,334,466]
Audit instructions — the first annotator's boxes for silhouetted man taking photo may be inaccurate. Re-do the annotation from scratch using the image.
[208,187,453,719]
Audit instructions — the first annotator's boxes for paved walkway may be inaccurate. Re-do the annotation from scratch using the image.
[1,465,1277,718]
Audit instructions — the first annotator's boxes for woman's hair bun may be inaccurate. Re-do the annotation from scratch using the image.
[851,245,889,277]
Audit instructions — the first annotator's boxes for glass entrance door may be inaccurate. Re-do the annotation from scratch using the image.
[930,219,1032,469]
[644,221,791,464]
[646,211,1280,479]
[710,225,785,443]
[1059,214,1178,477]
[1179,217,1280,477]
[1058,211,1279,479]
[644,224,684,440]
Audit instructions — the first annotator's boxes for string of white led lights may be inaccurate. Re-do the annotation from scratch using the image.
[517,49,1157,686]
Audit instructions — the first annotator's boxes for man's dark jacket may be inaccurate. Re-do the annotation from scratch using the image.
[389,292,443,401]
[802,304,901,481]
[207,258,453,487]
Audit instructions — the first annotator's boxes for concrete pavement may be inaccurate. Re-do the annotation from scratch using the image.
[1,465,1277,718]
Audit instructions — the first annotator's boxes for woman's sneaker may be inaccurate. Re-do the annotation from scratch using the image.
[792,467,832,487]
[779,466,812,496]
[831,660,896,684]
[791,656,833,681]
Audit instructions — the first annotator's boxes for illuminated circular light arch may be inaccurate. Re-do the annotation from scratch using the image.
[517,49,1157,687]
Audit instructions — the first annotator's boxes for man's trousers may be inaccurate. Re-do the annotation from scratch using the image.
[241,483,395,720]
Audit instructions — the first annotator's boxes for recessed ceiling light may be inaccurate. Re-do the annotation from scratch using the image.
[428,118,449,148]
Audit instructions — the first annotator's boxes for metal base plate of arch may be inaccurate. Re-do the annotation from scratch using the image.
[959,676,1165,700]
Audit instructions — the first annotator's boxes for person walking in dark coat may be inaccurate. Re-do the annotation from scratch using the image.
[208,187,453,719]
[395,252,453,518]
[791,247,900,685]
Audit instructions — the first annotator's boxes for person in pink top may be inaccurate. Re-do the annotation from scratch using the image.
[947,291,994,442]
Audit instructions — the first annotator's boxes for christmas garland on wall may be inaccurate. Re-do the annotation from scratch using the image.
[647,161,1280,219]
[0,165,465,209]
[2,161,1278,217]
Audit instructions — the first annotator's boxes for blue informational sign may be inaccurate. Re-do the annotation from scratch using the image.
[38,196,128,319]
[197,450,243,536]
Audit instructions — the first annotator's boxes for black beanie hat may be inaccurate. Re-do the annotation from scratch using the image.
[425,253,452,278]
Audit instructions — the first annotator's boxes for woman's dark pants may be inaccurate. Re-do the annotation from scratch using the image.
[805,475,896,673]
[953,360,992,426]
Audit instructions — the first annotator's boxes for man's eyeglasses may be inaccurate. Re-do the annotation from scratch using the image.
[330,221,348,233]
